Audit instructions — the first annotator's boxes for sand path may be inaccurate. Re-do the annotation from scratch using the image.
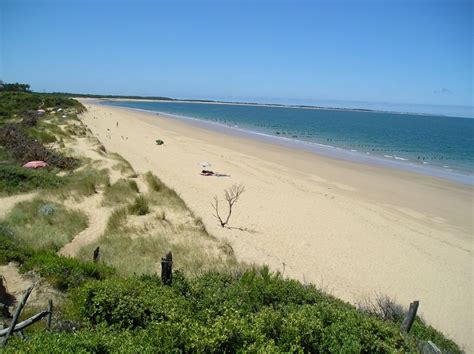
[0,263,61,309]
[59,194,110,257]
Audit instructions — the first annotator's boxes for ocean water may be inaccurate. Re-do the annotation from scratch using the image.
[104,100,474,184]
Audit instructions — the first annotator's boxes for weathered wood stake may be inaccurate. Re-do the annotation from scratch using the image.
[2,285,33,347]
[46,299,53,331]
[401,300,419,334]
[93,246,100,263]
[161,252,173,285]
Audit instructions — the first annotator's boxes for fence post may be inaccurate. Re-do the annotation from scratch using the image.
[93,247,100,263]
[401,300,419,334]
[46,300,53,331]
[161,252,173,285]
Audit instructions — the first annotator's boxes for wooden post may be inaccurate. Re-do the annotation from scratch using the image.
[161,252,173,285]
[2,286,33,347]
[46,300,53,331]
[401,300,419,334]
[93,247,100,263]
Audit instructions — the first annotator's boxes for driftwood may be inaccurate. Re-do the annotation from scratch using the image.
[0,311,49,337]
[1,284,53,347]
[161,252,173,285]
[2,286,33,346]
[401,300,419,334]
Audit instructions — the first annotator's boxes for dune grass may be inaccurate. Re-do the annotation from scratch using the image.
[77,171,240,277]
[77,224,240,277]
[144,171,187,210]
[106,206,128,232]
[109,152,136,177]
[102,178,139,206]
[1,198,88,251]
[128,195,150,215]
[54,167,110,199]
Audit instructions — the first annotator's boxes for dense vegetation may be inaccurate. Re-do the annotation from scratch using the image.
[0,82,31,93]
[0,86,461,352]
[0,91,83,119]
[45,92,174,101]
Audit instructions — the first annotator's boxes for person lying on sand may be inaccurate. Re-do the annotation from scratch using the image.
[200,170,230,177]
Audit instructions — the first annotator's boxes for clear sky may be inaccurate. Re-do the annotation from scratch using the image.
[1,0,472,109]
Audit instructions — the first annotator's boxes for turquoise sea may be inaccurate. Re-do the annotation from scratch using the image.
[104,100,474,184]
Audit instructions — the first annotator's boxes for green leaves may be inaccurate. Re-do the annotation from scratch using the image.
[21,252,114,291]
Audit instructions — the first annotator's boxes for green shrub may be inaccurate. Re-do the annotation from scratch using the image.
[21,251,114,290]
[75,278,192,329]
[409,318,460,353]
[0,224,33,264]
[128,195,150,215]
[0,92,84,120]
[0,164,64,196]
[27,128,57,144]
[3,267,461,353]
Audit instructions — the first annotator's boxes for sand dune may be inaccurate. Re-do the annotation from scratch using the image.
[79,99,473,351]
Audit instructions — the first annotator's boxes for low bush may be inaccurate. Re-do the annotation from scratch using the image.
[21,251,115,291]
[0,224,33,264]
[0,164,64,196]
[0,124,78,169]
[74,278,192,329]
[0,92,84,120]
[27,128,57,144]
[12,267,457,353]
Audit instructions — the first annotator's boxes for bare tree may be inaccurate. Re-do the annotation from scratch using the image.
[211,184,245,227]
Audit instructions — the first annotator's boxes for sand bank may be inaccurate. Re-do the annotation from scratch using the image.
[79,99,473,351]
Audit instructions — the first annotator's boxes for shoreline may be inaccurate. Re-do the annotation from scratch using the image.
[95,96,474,119]
[103,102,474,186]
[79,99,473,351]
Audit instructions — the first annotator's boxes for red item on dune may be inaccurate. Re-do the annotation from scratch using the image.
[23,161,48,169]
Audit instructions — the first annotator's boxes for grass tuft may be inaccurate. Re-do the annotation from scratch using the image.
[128,195,150,216]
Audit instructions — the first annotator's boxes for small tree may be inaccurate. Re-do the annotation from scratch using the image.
[211,184,245,227]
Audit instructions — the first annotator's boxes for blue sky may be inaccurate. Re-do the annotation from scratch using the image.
[1,0,472,109]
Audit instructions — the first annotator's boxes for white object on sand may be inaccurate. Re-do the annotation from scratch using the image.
[199,161,211,168]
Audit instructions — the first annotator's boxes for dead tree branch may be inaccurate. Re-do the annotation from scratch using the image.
[0,311,49,337]
[211,184,245,227]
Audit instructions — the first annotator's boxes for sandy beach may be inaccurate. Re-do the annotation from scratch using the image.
[79,99,473,351]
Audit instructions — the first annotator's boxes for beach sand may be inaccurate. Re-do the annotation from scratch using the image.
[79,99,473,351]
